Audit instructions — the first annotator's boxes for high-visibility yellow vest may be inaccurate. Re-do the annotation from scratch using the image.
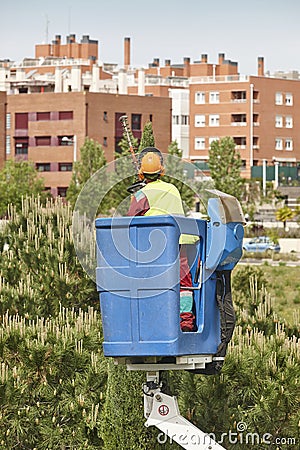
[140,180,198,244]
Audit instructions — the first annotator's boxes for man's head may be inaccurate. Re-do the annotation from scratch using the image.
[138,147,165,181]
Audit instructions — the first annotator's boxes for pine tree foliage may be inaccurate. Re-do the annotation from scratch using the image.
[0,196,98,317]
[174,299,299,449]
[0,191,299,449]
[208,137,244,200]
[0,307,107,449]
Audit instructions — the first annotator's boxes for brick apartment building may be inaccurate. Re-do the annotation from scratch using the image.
[1,34,300,193]
[127,48,300,182]
[0,91,5,168]
[189,70,300,179]
[6,92,171,196]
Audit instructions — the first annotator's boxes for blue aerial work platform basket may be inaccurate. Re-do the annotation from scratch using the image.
[95,193,244,362]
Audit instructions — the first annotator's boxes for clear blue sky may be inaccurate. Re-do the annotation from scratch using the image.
[1,0,300,75]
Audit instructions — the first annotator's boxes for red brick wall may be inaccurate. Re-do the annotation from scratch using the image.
[0,91,6,169]
[7,91,171,190]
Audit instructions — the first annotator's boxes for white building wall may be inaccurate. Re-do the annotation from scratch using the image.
[0,67,10,91]
[54,67,63,93]
[71,66,82,92]
[90,65,100,92]
[169,88,190,158]
[118,69,128,94]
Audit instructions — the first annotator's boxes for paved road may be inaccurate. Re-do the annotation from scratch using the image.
[239,258,300,267]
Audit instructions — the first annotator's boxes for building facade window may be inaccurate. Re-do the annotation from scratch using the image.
[131,113,141,130]
[285,116,293,128]
[172,115,179,125]
[233,136,246,148]
[6,135,11,154]
[253,114,259,125]
[195,137,205,150]
[6,113,11,130]
[275,92,283,105]
[194,114,205,127]
[181,115,189,125]
[59,163,73,171]
[103,137,108,147]
[231,113,246,125]
[58,136,73,145]
[36,163,51,172]
[275,115,283,127]
[209,137,219,147]
[285,93,293,105]
[209,114,220,126]
[103,111,108,121]
[275,138,283,150]
[35,136,51,146]
[195,92,205,104]
[57,187,68,197]
[253,137,259,149]
[209,91,219,103]
[37,112,51,121]
[59,111,73,120]
[173,114,189,125]
[15,145,28,155]
[231,90,246,102]
[15,112,28,129]
[285,139,293,150]
[15,137,28,155]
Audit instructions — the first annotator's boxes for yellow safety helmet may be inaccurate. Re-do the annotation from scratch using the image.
[138,147,165,180]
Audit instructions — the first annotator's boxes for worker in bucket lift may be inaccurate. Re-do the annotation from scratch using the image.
[127,147,198,332]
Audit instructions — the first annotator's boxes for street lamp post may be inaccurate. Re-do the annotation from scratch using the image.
[61,135,79,187]
[274,160,279,189]
[262,159,267,197]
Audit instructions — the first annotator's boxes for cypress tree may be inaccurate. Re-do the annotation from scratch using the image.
[138,120,155,151]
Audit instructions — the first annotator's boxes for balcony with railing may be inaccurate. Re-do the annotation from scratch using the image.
[11,57,92,68]
[231,114,247,126]
[189,74,250,84]
[231,122,247,126]
[141,76,189,88]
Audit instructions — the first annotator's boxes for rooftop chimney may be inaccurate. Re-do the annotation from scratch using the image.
[218,53,225,64]
[67,34,76,44]
[165,59,171,66]
[258,56,264,76]
[201,54,208,63]
[183,57,190,77]
[153,58,160,67]
[124,37,131,69]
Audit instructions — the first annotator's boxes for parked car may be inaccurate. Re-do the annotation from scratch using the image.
[243,236,281,253]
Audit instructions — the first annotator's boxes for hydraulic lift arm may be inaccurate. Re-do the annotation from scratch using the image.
[143,372,226,450]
